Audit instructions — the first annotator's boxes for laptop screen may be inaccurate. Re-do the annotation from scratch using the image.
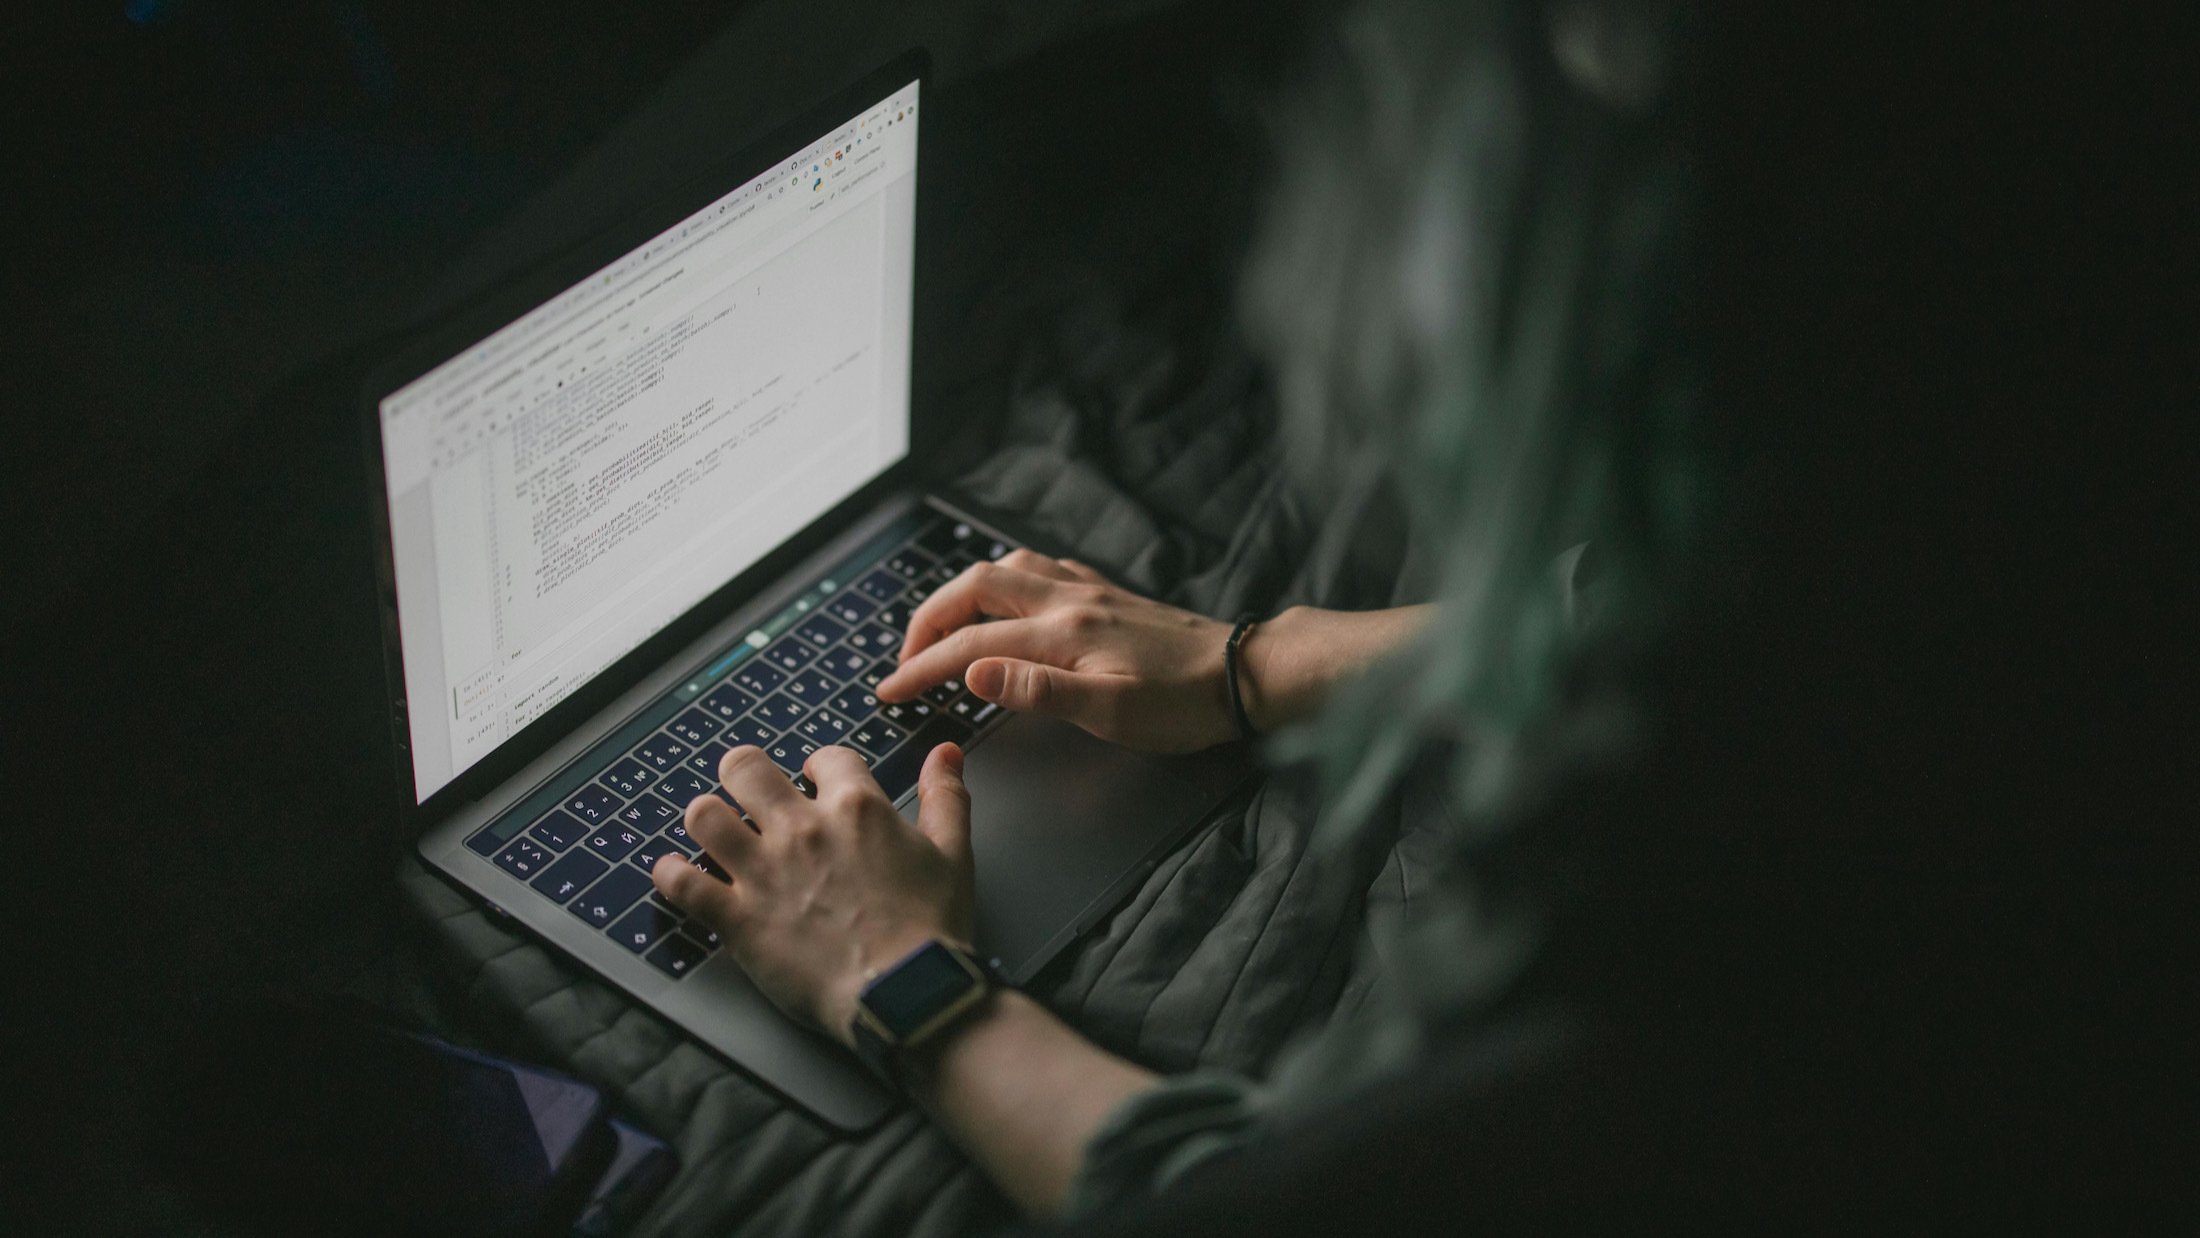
[378,80,920,802]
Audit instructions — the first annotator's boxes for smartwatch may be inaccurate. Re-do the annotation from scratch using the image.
[850,939,1001,1089]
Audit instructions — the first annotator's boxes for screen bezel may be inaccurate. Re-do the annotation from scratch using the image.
[359,50,930,831]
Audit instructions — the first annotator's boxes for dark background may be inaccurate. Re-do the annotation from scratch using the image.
[5,3,2188,1234]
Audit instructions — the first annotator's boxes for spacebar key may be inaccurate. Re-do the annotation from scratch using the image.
[871,716,975,804]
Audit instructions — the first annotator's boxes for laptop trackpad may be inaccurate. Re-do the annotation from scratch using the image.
[930,715,1252,982]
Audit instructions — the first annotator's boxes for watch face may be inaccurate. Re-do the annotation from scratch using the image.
[862,941,979,1039]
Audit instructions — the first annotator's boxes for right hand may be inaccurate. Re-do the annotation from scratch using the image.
[875,550,1238,753]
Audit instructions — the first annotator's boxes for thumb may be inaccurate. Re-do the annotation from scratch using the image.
[966,657,1117,726]
[915,742,971,865]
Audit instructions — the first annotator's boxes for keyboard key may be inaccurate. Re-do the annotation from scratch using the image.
[609,902,683,955]
[667,708,724,746]
[465,828,505,857]
[598,758,654,799]
[698,681,758,722]
[829,685,880,718]
[723,716,774,748]
[945,692,997,726]
[764,734,819,773]
[854,568,906,602]
[846,717,908,759]
[530,850,608,904]
[792,614,849,650]
[791,773,816,798]
[663,818,698,850]
[883,548,935,580]
[734,660,786,697]
[654,768,712,805]
[584,823,646,862]
[780,668,839,706]
[825,591,877,626]
[918,562,962,591]
[859,659,897,691]
[634,735,692,772]
[568,866,654,928]
[529,809,590,851]
[848,622,901,658]
[877,698,934,727]
[797,710,852,745]
[872,601,912,632]
[564,784,621,826]
[645,934,710,979]
[615,793,680,832]
[494,837,553,881]
[813,645,870,681]
[760,637,816,674]
[750,692,807,729]
[680,918,723,949]
[692,851,732,884]
[630,831,693,872]
[684,741,729,778]
[921,677,965,708]
[914,518,979,559]
[869,716,976,803]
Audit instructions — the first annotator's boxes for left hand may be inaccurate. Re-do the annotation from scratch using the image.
[651,742,975,1048]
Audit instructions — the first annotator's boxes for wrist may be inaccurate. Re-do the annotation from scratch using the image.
[1236,606,1311,733]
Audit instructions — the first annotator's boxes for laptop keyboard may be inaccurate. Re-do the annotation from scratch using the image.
[467,510,1014,980]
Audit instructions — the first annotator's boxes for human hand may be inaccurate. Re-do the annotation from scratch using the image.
[876,550,1238,753]
[650,742,974,1048]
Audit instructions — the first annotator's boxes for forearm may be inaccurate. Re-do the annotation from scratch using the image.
[1239,604,1433,732]
[903,990,1157,1216]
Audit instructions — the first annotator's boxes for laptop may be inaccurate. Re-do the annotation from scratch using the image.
[360,51,1250,1131]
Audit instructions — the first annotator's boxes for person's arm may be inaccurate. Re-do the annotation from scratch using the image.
[650,741,1157,1216]
[875,548,1431,751]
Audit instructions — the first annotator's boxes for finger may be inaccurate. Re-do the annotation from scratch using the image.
[998,547,1080,582]
[965,657,1123,726]
[878,617,1067,701]
[914,742,972,866]
[1054,557,1109,585]
[898,562,1062,667]
[652,852,739,921]
[719,744,804,823]
[801,743,875,803]
[684,790,758,864]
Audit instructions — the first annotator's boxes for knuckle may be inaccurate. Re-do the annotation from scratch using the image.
[1018,663,1053,710]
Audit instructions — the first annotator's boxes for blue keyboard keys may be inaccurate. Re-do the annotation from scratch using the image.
[495,837,553,881]
[598,757,653,799]
[848,622,901,658]
[914,519,978,558]
[829,685,879,718]
[723,715,774,748]
[667,708,723,746]
[878,698,934,727]
[750,692,807,730]
[684,742,729,780]
[630,831,692,873]
[859,659,896,691]
[645,934,709,978]
[529,809,590,851]
[854,568,905,602]
[609,902,683,956]
[734,660,786,697]
[616,793,680,833]
[654,768,712,806]
[793,614,848,650]
[531,850,607,904]
[568,865,653,928]
[780,668,838,706]
[882,548,935,580]
[846,717,907,759]
[814,645,871,681]
[584,822,646,862]
[872,600,911,631]
[797,711,852,745]
[633,735,691,772]
[760,637,816,674]
[698,682,756,722]
[825,592,876,626]
[765,734,818,773]
[564,784,621,827]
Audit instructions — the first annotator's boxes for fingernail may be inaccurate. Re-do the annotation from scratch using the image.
[966,660,1005,699]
